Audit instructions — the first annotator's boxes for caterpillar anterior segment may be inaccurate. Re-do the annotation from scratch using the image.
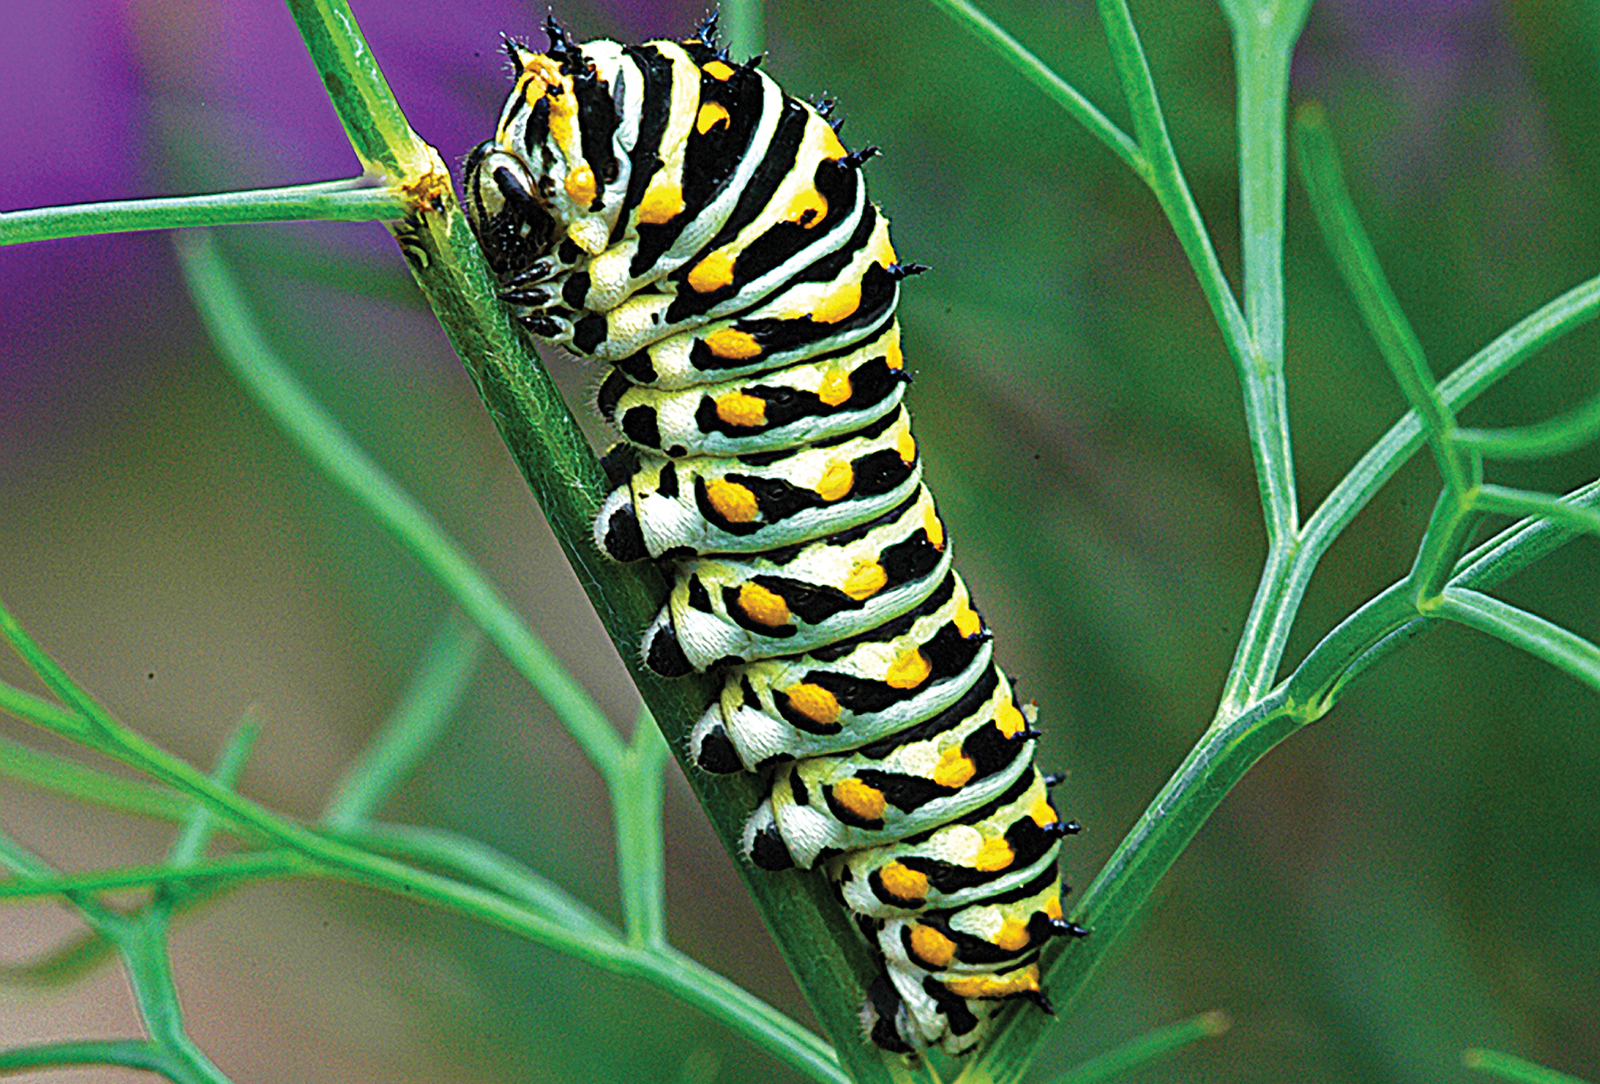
[464,17,1085,1056]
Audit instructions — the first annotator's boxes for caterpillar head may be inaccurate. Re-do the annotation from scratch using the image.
[464,29,629,282]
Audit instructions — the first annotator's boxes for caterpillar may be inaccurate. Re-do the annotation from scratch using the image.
[463,17,1085,1056]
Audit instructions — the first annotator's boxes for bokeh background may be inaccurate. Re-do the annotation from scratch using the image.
[3,0,1599,1081]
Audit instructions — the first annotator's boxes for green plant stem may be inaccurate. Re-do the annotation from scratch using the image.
[1473,484,1600,538]
[283,0,430,177]
[0,1040,178,1077]
[1223,0,1311,545]
[1456,385,1600,458]
[1463,1049,1596,1084]
[971,466,1600,1082]
[926,0,1144,177]
[1435,588,1600,693]
[1047,1010,1230,1084]
[322,612,484,829]
[1285,479,1600,716]
[172,233,628,781]
[0,181,405,246]
[1407,486,1481,604]
[0,851,302,900]
[614,711,671,947]
[1295,105,1470,495]
[0,728,191,823]
[1096,0,1253,370]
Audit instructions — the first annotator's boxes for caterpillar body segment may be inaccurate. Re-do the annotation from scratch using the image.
[740,663,1040,871]
[465,19,1082,1056]
[688,569,995,774]
[596,405,923,562]
[596,320,909,457]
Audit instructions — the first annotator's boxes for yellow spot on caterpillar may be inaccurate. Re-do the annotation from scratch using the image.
[1044,893,1064,920]
[688,249,737,293]
[811,280,862,324]
[973,837,1014,872]
[884,325,905,370]
[705,478,760,523]
[923,505,946,549]
[696,101,731,134]
[953,602,981,638]
[817,369,853,406]
[783,683,841,725]
[878,861,929,903]
[933,745,977,788]
[869,228,899,268]
[785,186,828,226]
[996,700,1027,738]
[815,460,854,502]
[819,123,847,160]
[832,778,886,821]
[715,392,768,428]
[524,56,577,150]
[564,163,597,206]
[1029,794,1059,828]
[897,428,917,464]
[994,919,1032,952]
[705,328,762,359]
[909,924,957,968]
[638,183,685,224]
[842,562,888,601]
[944,966,1041,1001]
[703,59,736,81]
[737,582,791,627]
[886,649,931,689]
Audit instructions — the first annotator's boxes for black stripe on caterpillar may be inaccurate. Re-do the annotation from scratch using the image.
[463,17,1085,1056]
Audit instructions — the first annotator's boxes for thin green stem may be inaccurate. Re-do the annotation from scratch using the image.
[1295,104,1469,495]
[1474,484,1600,538]
[0,729,192,823]
[1463,1049,1596,1084]
[335,822,615,939]
[167,718,260,871]
[1284,479,1600,716]
[282,0,432,178]
[0,1040,178,1078]
[926,0,1145,177]
[1046,1010,1231,1084]
[1456,384,1600,458]
[322,612,484,829]
[1225,0,1310,545]
[172,233,628,780]
[1306,269,1600,558]
[1095,0,1266,535]
[0,851,304,900]
[1407,486,1481,605]
[0,829,121,935]
[1435,588,1600,694]
[1216,531,1302,714]
[615,710,670,947]
[0,181,405,247]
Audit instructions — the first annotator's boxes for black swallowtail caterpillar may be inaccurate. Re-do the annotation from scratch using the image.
[463,17,1086,1056]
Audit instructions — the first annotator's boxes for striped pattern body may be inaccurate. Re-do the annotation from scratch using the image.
[463,20,1082,1056]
